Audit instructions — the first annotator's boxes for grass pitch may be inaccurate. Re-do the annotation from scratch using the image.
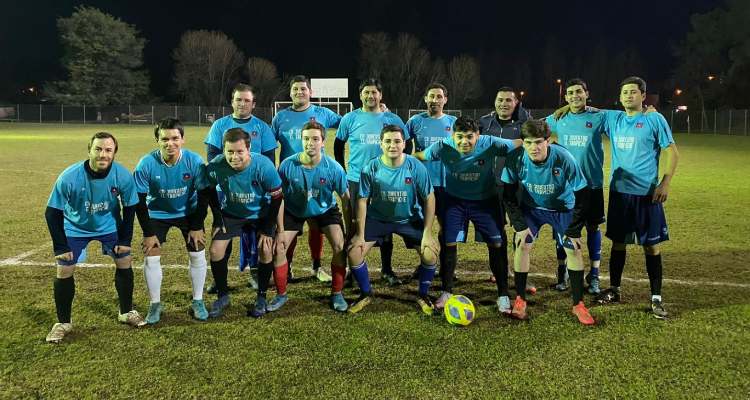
[0,123,748,399]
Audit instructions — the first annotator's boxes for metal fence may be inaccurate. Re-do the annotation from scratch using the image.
[1,104,748,135]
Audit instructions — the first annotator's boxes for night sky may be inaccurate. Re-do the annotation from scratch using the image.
[0,0,724,104]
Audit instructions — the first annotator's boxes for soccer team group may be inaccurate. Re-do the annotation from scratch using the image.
[43,75,679,343]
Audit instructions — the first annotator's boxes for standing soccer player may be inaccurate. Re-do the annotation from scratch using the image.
[417,116,519,314]
[45,132,145,343]
[347,125,439,314]
[275,121,351,311]
[334,78,409,286]
[272,75,342,282]
[596,76,679,319]
[406,83,456,279]
[200,128,283,318]
[134,117,210,324]
[501,119,595,325]
[545,79,607,294]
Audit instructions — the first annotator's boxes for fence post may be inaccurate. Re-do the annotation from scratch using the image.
[16,104,20,122]
[175,105,178,118]
[151,105,154,125]
[128,105,131,125]
[745,110,748,136]
[670,109,674,130]
[39,104,42,123]
[198,105,201,126]
[83,104,86,124]
[714,109,717,134]
[728,109,733,135]
[61,104,64,124]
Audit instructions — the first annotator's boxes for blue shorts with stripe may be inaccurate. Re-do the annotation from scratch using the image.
[58,232,131,266]
[606,190,669,246]
[443,193,505,245]
[520,207,574,248]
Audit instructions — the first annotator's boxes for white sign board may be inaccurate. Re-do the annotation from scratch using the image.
[311,78,348,98]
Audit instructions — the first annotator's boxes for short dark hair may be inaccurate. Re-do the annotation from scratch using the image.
[496,86,517,97]
[223,128,250,149]
[380,124,405,141]
[620,76,647,93]
[453,115,479,133]
[88,131,118,153]
[521,119,551,140]
[359,78,383,93]
[153,117,184,140]
[301,121,326,140]
[289,75,311,89]
[232,83,256,98]
[425,82,448,97]
[565,78,588,92]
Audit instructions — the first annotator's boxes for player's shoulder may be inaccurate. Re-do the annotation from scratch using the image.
[58,161,85,181]
[644,111,669,125]
[406,112,426,125]
[383,110,405,124]
[445,113,458,123]
[212,114,232,127]
[405,154,428,170]
[181,149,206,165]
[506,145,525,161]
[551,143,576,160]
[111,162,135,180]
[136,150,159,167]
[252,116,272,129]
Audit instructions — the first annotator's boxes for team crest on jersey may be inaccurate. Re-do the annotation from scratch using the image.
[252,180,259,186]
[477,159,485,166]
[586,122,593,128]
[552,168,561,176]
[182,173,191,181]
[309,117,317,122]
[636,122,644,128]
[319,178,326,184]
[110,187,119,195]
[445,126,451,131]
[404,177,413,184]
[250,131,258,137]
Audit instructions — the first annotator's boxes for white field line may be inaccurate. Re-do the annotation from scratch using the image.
[0,244,50,266]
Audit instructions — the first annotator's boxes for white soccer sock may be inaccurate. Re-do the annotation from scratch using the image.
[144,256,162,303]
[188,250,207,300]
[652,295,662,302]
[591,260,601,270]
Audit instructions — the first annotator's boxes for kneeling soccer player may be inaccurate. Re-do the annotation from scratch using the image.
[501,119,595,325]
[134,117,210,323]
[347,125,439,314]
[200,128,283,318]
[275,121,351,311]
[45,132,145,343]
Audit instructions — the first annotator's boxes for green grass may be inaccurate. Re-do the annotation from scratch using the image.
[0,123,748,399]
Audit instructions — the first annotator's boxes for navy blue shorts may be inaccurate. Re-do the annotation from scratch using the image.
[521,207,574,248]
[606,190,669,246]
[58,232,130,266]
[151,217,202,252]
[213,213,276,241]
[444,193,505,245]
[364,217,423,248]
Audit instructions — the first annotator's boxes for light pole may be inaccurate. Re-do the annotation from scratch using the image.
[556,78,563,106]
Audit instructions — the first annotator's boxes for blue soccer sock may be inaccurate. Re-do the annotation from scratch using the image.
[587,228,602,276]
[555,243,567,283]
[417,263,437,297]
[239,228,258,271]
[350,261,372,296]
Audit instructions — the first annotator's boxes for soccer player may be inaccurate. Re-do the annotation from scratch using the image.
[275,121,351,311]
[272,75,342,282]
[204,83,277,289]
[347,125,439,314]
[417,116,519,314]
[45,132,144,343]
[596,76,679,319]
[334,78,409,286]
[545,79,607,294]
[406,83,456,280]
[501,119,595,325]
[133,117,210,324]
[199,128,283,318]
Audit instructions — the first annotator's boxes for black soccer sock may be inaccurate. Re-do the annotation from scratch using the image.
[210,257,229,297]
[569,269,584,305]
[557,264,567,284]
[438,233,447,272]
[441,246,457,293]
[114,268,134,314]
[257,262,274,297]
[54,276,75,323]
[645,254,663,296]
[312,258,322,271]
[609,248,626,289]
[514,272,528,300]
[488,245,509,297]
[380,235,394,275]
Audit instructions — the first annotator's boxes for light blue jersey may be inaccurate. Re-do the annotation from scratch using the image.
[272,105,342,161]
[406,112,456,187]
[278,153,348,218]
[603,111,674,196]
[204,115,277,155]
[359,155,432,223]
[335,109,409,182]
[47,161,139,237]
[545,110,606,188]
[133,149,207,219]
[501,144,587,211]
[203,154,282,219]
[423,136,515,200]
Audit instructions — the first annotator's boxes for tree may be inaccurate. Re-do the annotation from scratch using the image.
[246,57,284,107]
[45,7,149,105]
[445,55,481,108]
[173,30,244,106]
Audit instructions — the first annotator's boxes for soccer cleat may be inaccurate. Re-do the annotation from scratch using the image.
[347,295,372,314]
[650,299,668,319]
[381,272,403,287]
[247,269,259,290]
[550,281,569,292]
[587,276,601,295]
[191,299,209,321]
[434,291,452,310]
[46,322,73,344]
[266,294,288,312]
[145,302,163,325]
[416,296,435,316]
[315,268,332,282]
[248,296,267,318]
[497,296,512,315]
[331,293,348,312]
[209,294,231,318]
[596,288,621,304]
[287,265,295,284]
[118,310,147,327]
[511,296,528,320]
[207,283,217,295]
[572,301,596,325]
